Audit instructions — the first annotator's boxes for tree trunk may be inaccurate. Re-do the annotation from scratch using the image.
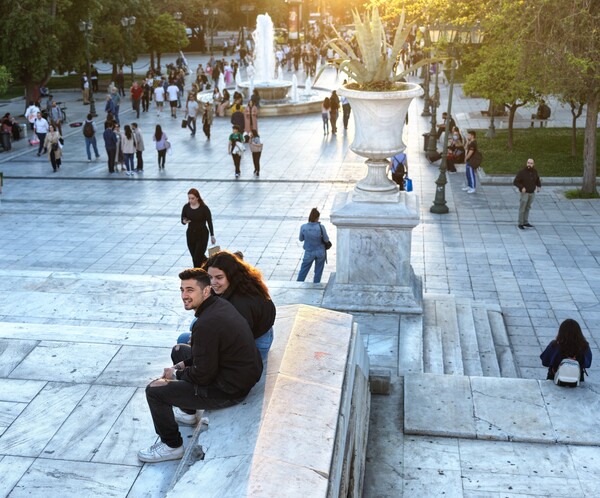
[581,93,599,194]
[157,52,162,73]
[111,63,118,81]
[569,101,584,158]
[507,104,517,151]
[24,80,40,106]
[150,52,155,72]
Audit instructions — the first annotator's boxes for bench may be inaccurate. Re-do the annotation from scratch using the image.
[167,304,371,497]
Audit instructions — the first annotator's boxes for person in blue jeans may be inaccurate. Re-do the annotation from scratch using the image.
[173,251,276,362]
[297,207,330,283]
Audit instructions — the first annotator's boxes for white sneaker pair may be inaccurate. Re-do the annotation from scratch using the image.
[467,188,476,194]
[137,441,184,463]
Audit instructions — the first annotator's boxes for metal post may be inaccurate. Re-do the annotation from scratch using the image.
[430,56,456,215]
[421,63,431,117]
[84,25,97,118]
[426,62,439,158]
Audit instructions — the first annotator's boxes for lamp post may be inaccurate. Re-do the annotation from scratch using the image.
[120,16,136,84]
[430,22,484,215]
[78,20,96,117]
[420,27,431,117]
[425,23,442,159]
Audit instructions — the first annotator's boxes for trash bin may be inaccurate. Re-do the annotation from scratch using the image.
[20,123,27,138]
[423,133,434,151]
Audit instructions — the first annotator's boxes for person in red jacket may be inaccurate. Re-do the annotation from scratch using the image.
[130,81,144,119]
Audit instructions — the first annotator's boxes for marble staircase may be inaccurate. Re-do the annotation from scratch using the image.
[399,294,520,379]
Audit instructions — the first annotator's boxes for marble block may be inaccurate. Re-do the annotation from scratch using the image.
[0,339,39,377]
[322,191,422,313]
[0,456,35,497]
[96,345,173,387]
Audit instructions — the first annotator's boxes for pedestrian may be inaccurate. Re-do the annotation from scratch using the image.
[244,100,259,138]
[203,251,276,361]
[389,151,407,190]
[130,81,143,119]
[153,124,168,170]
[90,66,99,92]
[230,103,245,133]
[513,158,541,230]
[341,90,351,130]
[228,125,245,178]
[137,268,263,463]
[142,77,152,113]
[120,124,137,176]
[111,88,121,124]
[321,97,330,135]
[540,319,592,382]
[48,101,64,136]
[462,130,479,194]
[33,111,49,156]
[132,122,144,171]
[181,188,216,268]
[154,83,165,117]
[115,70,125,97]
[103,122,118,173]
[82,113,101,162]
[166,80,179,118]
[43,124,62,172]
[297,207,330,283]
[185,94,199,137]
[81,72,90,104]
[104,95,116,122]
[201,101,214,140]
[330,90,340,134]
[25,101,40,131]
[249,129,263,177]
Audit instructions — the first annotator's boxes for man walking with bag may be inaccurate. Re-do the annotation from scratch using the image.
[513,158,541,230]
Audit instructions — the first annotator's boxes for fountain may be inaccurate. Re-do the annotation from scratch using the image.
[238,14,292,101]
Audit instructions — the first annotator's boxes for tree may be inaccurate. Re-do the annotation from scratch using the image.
[524,0,600,194]
[0,66,11,94]
[463,42,537,151]
[144,13,188,72]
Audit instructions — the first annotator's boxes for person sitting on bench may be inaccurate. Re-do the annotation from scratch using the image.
[531,100,551,127]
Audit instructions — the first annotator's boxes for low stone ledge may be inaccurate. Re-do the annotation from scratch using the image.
[168,304,370,497]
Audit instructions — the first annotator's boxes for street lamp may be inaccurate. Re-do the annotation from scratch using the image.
[420,28,431,117]
[120,16,136,84]
[203,7,220,54]
[78,20,96,117]
[425,22,442,159]
[430,22,484,215]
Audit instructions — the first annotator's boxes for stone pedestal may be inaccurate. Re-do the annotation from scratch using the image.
[323,190,422,313]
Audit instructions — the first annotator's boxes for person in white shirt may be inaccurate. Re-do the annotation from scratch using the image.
[33,112,50,156]
[185,94,199,137]
[154,85,165,117]
[166,81,180,118]
[25,101,40,130]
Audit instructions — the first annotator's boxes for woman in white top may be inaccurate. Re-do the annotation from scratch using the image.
[120,125,137,176]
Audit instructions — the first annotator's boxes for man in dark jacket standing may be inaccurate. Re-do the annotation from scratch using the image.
[102,122,118,173]
[513,158,541,230]
[138,268,263,463]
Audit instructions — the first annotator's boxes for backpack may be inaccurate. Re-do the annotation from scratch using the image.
[554,358,581,387]
[83,121,94,138]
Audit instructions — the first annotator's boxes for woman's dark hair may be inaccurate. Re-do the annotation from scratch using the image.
[124,124,133,140]
[187,188,206,206]
[251,129,259,138]
[323,97,330,109]
[308,208,320,222]
[205,251,271,299]
[555,319,589,357]
[154,124,163,141]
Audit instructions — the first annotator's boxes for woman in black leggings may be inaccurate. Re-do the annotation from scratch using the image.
[153,124,168,169]
[181,188,216,268]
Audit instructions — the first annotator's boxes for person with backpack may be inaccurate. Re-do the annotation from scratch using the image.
[540,319,592,386]
[83,114,100,162]
[389,152,408,191]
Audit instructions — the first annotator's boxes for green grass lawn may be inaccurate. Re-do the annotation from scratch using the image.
[477,128,600,177]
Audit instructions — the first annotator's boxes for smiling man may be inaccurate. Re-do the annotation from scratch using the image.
[138,268,263,463]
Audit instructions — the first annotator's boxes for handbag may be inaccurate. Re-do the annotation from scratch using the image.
[319,224,332,250]
[181,119,188,129]
[208,245,221,257]
[405,177,413,192]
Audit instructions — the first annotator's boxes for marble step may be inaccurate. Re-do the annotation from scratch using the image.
[422,325,444,374]
[471,306,502,377]
[404,373,600,445]
[488,309,520,378]
[397,313,423,375]
[455,302,484,377]
[435,299,464,375]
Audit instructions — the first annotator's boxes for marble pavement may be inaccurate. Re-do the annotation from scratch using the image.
[1,55,600,496]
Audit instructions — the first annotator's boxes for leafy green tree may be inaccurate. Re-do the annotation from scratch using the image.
[144,13,188,71]
[0,66,11,94]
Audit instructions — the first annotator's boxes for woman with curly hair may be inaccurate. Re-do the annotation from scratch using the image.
[174,251,275,361]
[540,318,592,382]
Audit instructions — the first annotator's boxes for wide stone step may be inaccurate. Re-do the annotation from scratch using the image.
[422,325,444,374]
[398,313,423,376]
[404,373,600,445]
[471,306,502,377]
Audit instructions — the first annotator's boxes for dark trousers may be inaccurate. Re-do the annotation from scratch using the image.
[330,110,338,133]
[232,153,241,175]
[187,116,196,136]
[252,151,261,173]
[202,122,211,139]
[49,149,60,171]
[158,149,166,168]
[142,95,150,112]
[146,377,245,447]
[136,150,144,170]
[342,104,351,129]
[36,132,47,154]
[132,98,140,119]
[106,147,116,172]
[187,229,209,268]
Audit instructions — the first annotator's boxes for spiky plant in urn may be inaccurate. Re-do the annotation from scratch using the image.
[316,8,431,200]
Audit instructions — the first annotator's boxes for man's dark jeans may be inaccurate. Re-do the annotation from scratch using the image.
[106,147,116,172]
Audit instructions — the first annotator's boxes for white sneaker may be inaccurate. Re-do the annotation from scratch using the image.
[461,186,470,191]
[174,407,198,425]
[137,441,184,463]
[467,188,476,194]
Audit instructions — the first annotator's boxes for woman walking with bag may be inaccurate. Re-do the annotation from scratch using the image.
[181,188,216,268]
[297,207,331,283]
[44,124,62,172]
[228,125,245,178]
[249,129,263,177]
[153,124,169,170]
[120,124,137,176]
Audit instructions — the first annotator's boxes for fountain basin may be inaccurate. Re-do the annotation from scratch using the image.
[238,80,292,101]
